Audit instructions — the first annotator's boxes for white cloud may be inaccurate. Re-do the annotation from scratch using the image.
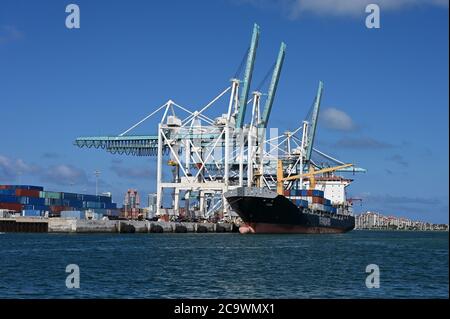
[0,154,38,180]
[235,0,448,18]
[321,107,356,131]
[0,154,90,186]
[43,164,88,185]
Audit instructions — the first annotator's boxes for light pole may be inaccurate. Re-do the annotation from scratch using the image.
[17,171,22,185]
[94,170,101,196]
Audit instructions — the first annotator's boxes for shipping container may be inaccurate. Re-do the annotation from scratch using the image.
[0,203,23,211]
[23,204,48,211]
[61,192,80,200]
[0,185,43,191]
[16,197,45,205]
[22,210,42,217]
[44,198,63,206]
[39,191,61,199]
[104,203,117,209]
[94,209,120,217]
[82,194,98,202]
[50,205,68,213]
[61,210,85,219]
[15,189,40,197]
[98,195,112,203]
[29,197,45,206]
[295,199,308,208]
[0,194,18,203]
[83,201,105,209]
[312,190,324,197]
[0,189,16,196]
[312,196,324,204]
[66,199,83,208]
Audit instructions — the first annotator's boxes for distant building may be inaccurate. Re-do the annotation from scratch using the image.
[123,189,142,219]
[147,193,157,218]
[355,211,448,231]
[124,189,140,209]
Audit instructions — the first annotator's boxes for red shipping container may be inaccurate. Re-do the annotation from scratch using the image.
[50,205,65,213]
[283,190,290,196]
[0,202,23,211]
[312,196,324,204]
[15,189,40,197]
[0,185,8,189]
[307,190,313,196]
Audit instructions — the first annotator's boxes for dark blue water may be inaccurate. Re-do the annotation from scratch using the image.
[0,231,447,298]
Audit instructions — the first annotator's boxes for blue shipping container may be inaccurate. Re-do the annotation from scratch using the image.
[82,195,98,202]
[0,189,16,195]
[28,197,45,206]
[104,203,117,209]
[61,211,85,219]
[61,192,79,200]
[23,205,49,211]
[2,185,43,191]
[99,195,112,203]
[22,210,42,217]
[67,200,83,208]
[0,194,18,203]
[312,190,324,197]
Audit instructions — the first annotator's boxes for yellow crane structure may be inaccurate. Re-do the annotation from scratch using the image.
[276,160,353,195]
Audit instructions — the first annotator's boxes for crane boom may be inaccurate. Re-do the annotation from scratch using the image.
[282,163,353,181]
[259,42,286,128]
[235,23,260,128]
[305,81,323,161]
[277,159,353,195]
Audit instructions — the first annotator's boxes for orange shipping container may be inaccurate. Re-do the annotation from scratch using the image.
[15,189,40,197]
[50,205,65,213]
[312,197,324,204]
[0,203,23,211]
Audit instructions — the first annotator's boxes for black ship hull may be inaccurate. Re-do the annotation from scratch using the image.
[224,187,355,234]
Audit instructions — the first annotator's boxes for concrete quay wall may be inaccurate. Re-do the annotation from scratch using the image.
[46,218,237,233]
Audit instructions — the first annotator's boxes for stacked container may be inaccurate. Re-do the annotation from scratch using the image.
[284,188,337,214]
[0,185,118,218]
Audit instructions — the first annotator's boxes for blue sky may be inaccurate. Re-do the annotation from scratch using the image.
[0,0,448,223]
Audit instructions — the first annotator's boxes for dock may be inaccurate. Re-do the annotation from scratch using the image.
[0,217,238,233]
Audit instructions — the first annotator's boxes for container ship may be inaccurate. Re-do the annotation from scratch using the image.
[225,187,355,234]
[224,160,356,234]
